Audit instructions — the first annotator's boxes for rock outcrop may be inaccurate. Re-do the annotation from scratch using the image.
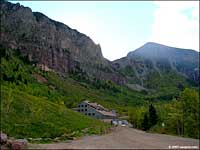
[0,1,125,84]
[0,132,28,150]
[0,132,7,145]
[11,139,28,150]
[0,3,94,71]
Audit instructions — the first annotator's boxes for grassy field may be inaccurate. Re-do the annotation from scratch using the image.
[0,85,109,140]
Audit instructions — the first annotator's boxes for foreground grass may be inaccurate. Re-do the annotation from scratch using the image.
[0,85,109,140]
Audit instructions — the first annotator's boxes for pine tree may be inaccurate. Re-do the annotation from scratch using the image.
[149,104,158,127]
[142,113,150,131]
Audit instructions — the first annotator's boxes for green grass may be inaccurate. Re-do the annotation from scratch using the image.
[45,71,148,110]
[0,47,110,141]
[1,85,109,139]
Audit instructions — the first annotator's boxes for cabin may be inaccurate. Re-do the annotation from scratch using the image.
[75,100,117,119]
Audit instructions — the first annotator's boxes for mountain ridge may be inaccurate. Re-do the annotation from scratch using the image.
[130,42,198,54]
[113,42,199,87]
[1,1,199,90]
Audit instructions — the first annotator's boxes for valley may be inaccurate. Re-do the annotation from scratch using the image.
[0,1,199,149]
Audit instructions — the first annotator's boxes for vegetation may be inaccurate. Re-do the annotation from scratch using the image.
[1,85,109,139]
[148,104,158,127]
[0,47,110,141]
[141,113,149,131]
[0,46,147,141]
[129,88,199,139]
[0,46,199,141]
[129,104,158,131]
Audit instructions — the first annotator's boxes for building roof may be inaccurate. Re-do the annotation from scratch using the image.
[97,110,117,117]
[82,100,116,117]
[83,100,107,111]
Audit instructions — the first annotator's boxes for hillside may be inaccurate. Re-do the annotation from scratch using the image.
[1,86,109,139]
[0,45,149,141]
[0,46,111,141]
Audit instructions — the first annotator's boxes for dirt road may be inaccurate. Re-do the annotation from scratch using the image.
[29,126,199,149]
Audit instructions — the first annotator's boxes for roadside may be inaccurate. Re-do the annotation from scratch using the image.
[29,126,199,149]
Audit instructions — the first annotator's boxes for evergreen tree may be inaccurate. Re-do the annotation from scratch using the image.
[142,113,150,131]
[149,104,158,127]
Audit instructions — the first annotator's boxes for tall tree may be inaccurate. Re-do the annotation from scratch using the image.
[149,104,158,127]
[180,88,199,138]
[142,113,150,131]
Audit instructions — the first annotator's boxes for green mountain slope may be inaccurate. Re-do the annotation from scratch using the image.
[0,47,110,140]
[1,86,108,139]
[0,46,149,140]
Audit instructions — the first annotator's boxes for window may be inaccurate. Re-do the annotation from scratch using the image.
[82,105,84,107]
[85,105,87,107]
[78,109,80,112]
[88,113,91,116]
[81,109,84,112]
[85,109,87,111]
[92,113,95,116]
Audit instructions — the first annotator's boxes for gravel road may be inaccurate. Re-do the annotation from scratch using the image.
[29,126,199,149]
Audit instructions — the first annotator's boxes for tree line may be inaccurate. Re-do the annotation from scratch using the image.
[129,88,199,139]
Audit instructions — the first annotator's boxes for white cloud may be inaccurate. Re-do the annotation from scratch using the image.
[150,1,199,51]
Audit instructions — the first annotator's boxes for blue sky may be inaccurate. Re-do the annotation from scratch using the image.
[11,1,199,61]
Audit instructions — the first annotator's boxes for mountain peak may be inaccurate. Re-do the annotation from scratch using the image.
[127,42,168,58]
[127,42,198,59]
[115,42,199,85]
[140,42,170,50]
[144,42,162,46]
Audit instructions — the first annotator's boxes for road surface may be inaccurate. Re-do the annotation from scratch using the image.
[29,126,199,149]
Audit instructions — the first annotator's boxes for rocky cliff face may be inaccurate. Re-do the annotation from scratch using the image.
[0,1,125,83]
[0,1,105,69]
[113,42,199,89]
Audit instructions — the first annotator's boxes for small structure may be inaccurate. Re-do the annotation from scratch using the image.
[75,100,117,119]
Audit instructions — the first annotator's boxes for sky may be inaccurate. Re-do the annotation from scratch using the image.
[11,1,199,61]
